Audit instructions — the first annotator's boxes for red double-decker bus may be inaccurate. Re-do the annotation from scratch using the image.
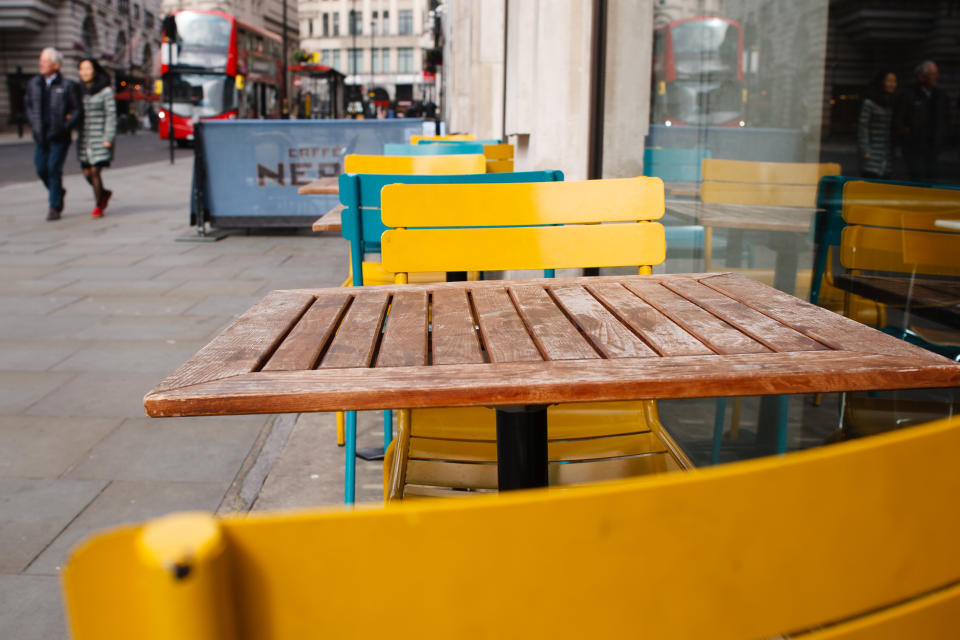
[651,16,746,128]
[160,9,283,142]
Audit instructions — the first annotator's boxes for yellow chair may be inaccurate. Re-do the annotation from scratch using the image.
[378,177,693,499]
[483,143,514,172]
[343,153,485,178]
[409,133,476,143]
[64,415,960,638]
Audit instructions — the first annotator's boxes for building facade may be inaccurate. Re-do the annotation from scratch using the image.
[0,0,163,132]
[297,0,436,113]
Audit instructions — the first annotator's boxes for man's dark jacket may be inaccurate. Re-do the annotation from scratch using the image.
[24,73,83,144]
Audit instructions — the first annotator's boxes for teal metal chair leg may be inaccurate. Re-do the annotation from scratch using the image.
[775,395,789,454]
[711,397,727,464]
[383,409,393,450]
[345,410,357,504]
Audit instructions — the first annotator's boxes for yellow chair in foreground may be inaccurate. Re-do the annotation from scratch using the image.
[64,415,960,638]
[378,177,692,499]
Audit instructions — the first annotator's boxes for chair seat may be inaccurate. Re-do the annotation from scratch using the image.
[347,260,480,287]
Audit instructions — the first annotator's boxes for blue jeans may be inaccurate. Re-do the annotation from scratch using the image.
[34,139,70,211]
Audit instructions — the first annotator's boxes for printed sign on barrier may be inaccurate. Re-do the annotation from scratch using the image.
[196,119,425,227]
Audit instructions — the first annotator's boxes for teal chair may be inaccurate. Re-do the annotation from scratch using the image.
[643,147,711,183]
[338,169,565,504]
[417,139,502,146]
[383,143,486,156]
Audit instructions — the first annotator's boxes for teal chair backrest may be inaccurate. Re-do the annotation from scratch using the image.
[383,143,486,156]
[643,148,711,182]
[339,170,565,286]
[809,176,960,305]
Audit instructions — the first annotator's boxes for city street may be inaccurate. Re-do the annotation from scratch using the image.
[0,158,387,639]
[0,131,194,187]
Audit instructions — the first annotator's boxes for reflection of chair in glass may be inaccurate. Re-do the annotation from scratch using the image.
[64,414,960,638]
[378,177,694,499]
[336,165,564,503]
[836,181,960,436]
[644,147,710,183]
[838,181,960,359]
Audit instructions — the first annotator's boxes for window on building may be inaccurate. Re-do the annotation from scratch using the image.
[371,11,378,37]
[348,48,363,74]
[117,0,129,14]
[382,10,389,35]
[398,9,413,35]
[307,19,313,37]
[332,49,341,71]
[321,49,330,66]
[397,47,413,73]
[333,12,339,36]
[349,10,362,36]
[144,10,154,29]
[381,47,390,73]
[133,4,140,20]
[322,13,329,37]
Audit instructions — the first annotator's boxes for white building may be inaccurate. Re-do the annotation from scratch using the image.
[298,0,436,112]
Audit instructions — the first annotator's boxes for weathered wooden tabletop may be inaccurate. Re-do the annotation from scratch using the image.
[311,203,344,232]
[298,177,340,195]
[144,273,960,417]
[666,200,815,233]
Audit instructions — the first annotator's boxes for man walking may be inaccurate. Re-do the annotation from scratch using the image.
[24,47,83,221]
[895,60,950,183]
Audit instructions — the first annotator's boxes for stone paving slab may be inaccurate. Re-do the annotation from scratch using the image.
[0,477,106,573]
[0,371,74,414]
[0,416,121,479]
[50,339,209,374]
[0,294,80,315]
[0,575,68,640]
[0,340,84,371]
[54,294,199,317]
[72,314,228,342]
[22,371,167,418]
[0,314,103,340]
[65,416,269,483]
[27,479,230,576]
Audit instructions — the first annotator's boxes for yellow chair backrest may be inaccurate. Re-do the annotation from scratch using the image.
[380,177,666,274]
[840,181,960,276]
[484,143,514,173]
[409,133,476,143]
[701,159,841,207]
[343,153,486,175]
[63,415,960,638]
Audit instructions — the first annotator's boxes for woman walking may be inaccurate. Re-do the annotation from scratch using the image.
[857,70,897,179]
[77,58,116,218]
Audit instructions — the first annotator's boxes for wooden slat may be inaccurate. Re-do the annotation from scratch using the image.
[262,293,351,371]
[408,432,667,463]
[149,290,315,393]
[377,290,429,368]
[665,199,815,232]
[509,285,598,361]
[318,291,390,369]
[623,280,769,354]
[701,182,819,207]
[701,159,840,184]
[585,282,713,356]
[471,286,542,363]
[430,289,484,366]
[832,275,960,309]
[297,177,339,195]
[840,226,960,277]
[143,350,960,417]
[662,279,827,353]
[549,284,657,358]
[381,177,665,227]
[382,224,666,274]
[700,273,948,362]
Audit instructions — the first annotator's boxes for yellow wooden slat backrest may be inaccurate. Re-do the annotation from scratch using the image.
[483,143,514,160]
[842,181,960,230]
[701,159,842,184]
[840,224,960,277]
[409,133,477,143]
[343,153,486,175]
[379,177,666,273]
[700,159,841,207]
[63,415,960,639]
[486,158,514,173]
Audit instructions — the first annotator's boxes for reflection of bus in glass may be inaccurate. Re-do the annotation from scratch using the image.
[651,17,746,128]
[160,10,283,142]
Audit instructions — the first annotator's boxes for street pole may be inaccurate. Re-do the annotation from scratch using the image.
[282,0,288,117]
[370,12,375,117]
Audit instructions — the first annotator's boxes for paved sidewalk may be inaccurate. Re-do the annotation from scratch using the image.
[0,160,387,639]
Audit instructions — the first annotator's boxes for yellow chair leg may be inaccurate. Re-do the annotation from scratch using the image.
[336,411,345,447]
[704,226,713,272]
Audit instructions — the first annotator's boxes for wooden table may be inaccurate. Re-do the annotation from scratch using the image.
[311,203,344,232]
[297,177,340,195]
[144,273,960,491]
[666,200,816,294]
[834,274,960,327]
